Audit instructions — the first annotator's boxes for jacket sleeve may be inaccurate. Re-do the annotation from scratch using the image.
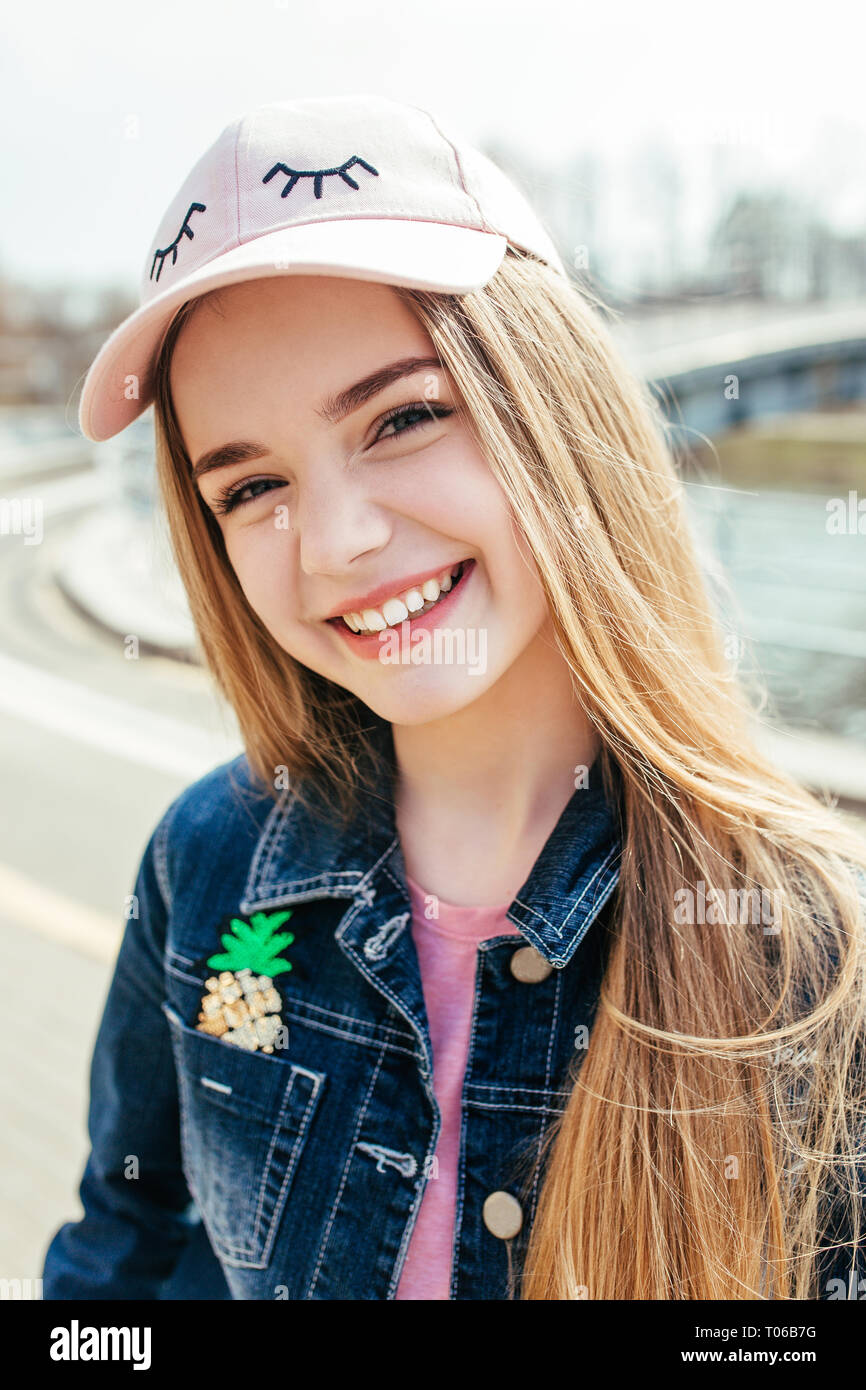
[814,863,866,1300]
[41,804,218,1299]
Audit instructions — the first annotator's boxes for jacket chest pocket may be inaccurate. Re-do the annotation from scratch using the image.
[162,1002,325,1269]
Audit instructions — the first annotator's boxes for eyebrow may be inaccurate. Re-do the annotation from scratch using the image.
[191,354,445,481]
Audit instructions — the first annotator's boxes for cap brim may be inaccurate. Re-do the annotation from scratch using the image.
[78,218,508,442]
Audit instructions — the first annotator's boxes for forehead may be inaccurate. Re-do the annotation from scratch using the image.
[173,274,424,353]
[168,275,436,449]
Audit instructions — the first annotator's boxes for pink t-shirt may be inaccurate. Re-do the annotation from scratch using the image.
[395,872,523,1300]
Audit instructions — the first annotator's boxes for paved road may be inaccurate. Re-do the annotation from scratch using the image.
[0,914,109,1290]
[0,469,241,1293]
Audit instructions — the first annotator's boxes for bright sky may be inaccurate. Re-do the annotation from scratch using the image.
[2,0,865,291]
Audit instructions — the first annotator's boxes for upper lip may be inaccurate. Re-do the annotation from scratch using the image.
[323,559,470,621]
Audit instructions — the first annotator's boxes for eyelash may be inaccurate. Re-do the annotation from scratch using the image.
[209,401,454,516]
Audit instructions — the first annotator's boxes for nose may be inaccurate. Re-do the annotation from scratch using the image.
[294,456,392,579]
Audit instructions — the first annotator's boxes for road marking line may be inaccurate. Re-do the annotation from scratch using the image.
[0,650,240,778]
[0,861,119,963]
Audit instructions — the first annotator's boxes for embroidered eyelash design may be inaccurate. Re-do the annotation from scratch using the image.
[146,153,377,283]
[262,154,379,199]
[150,201,207,282]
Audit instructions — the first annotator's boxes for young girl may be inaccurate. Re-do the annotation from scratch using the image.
[44,94,866,1301]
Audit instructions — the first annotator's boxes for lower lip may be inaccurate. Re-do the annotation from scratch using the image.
[327,559,477,660]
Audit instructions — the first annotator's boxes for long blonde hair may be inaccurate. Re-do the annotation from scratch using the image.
[151,247,866,1299]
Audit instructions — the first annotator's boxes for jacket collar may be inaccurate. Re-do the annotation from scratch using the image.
[240,718,623,967]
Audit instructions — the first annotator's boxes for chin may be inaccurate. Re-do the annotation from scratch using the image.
[357,665,501,726]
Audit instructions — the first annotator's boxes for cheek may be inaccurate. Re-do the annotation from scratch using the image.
[225,527,294,622]
[392,433,507,529]
[476,491,547,612]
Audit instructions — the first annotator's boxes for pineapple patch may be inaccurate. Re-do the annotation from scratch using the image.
[195,909,295,1054]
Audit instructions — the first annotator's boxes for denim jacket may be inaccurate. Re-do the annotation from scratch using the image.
[42,718,623,1301]
[41,725,862,1300]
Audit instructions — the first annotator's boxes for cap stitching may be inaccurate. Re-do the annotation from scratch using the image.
[234,117,243,250]
[413,105,494,235]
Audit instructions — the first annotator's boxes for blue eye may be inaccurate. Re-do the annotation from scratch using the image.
[209,401,453,517]
[373,401,452,442]
[210,476,286,517]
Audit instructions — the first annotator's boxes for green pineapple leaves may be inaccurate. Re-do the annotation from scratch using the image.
[206,909,295,976]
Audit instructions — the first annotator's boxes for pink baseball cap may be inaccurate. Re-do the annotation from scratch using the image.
[78,92,567,443]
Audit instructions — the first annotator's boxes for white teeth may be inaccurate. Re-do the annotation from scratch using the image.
[381,597,409,625]
[342,562,465,633]
[359,608,387,631]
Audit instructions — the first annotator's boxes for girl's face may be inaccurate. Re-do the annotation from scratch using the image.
[170,274,551,725]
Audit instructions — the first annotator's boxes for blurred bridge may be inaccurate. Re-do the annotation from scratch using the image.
[611,298,866,439]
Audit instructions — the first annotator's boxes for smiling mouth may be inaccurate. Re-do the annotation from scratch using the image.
[327,558,473,636]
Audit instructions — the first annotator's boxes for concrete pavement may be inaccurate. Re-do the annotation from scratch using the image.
[0,909,113,1294]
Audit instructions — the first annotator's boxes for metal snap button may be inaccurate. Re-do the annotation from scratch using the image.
[482,1190,523,1240]
[509,945,553,982]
